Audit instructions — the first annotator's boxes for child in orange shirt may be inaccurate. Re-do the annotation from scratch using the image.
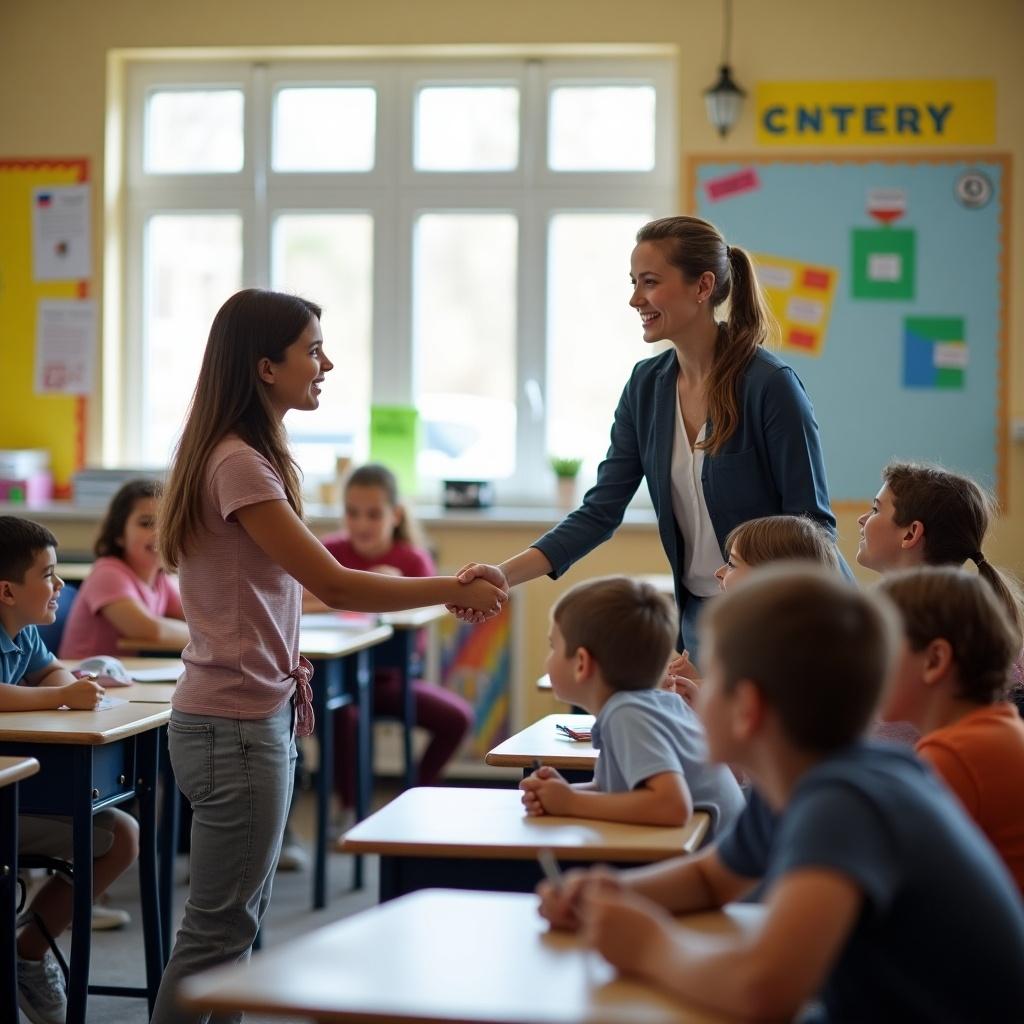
[879,566,1024,895]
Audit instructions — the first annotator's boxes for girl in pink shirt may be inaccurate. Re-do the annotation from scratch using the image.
[150,289,504,1024]
[59,478,189,658]
[318,464,474,806]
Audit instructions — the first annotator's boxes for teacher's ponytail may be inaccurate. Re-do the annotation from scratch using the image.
[636,216,777,454]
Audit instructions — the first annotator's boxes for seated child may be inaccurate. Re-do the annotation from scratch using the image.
[666,514,840,700]
[59,478,189,658]
[878,566,1024,896]
[537,566,1024,1022]
[316,464,474,805]
[0,517,139,1024]
[856,460,1024,712]
[521,575,744,834]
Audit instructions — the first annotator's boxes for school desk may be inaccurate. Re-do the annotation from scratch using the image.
[303,605,449,790]
[0,755,40,1024]
[486,713,598,774]
[179,888,760,1024]
[300,624,394,907]
[0,702,170,1022]
[340,786,710,900]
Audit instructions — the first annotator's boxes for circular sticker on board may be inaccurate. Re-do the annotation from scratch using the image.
[955,170,993,209]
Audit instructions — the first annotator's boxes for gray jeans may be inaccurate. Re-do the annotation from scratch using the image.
[150,698,296,1024]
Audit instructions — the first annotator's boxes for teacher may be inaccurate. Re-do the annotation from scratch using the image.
[456,215,838,663]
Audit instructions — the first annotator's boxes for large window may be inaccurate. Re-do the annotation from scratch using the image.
[121,56,676,498]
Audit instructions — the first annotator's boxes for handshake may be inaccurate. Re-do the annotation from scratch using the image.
[446,562,511,623]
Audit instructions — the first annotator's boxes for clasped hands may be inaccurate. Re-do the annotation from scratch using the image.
[446,562,510,622]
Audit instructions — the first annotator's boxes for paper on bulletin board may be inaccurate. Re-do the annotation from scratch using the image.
[369,405,419,496]
[31,184,91,281]
[36,299,96,395]
[753,253,838,357]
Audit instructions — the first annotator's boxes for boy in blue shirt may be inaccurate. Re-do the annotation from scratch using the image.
[0,516,138,1024]
[520,575,744,835]
[537,566,1024,1022]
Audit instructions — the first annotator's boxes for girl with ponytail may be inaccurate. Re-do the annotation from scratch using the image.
[453,216,840,660]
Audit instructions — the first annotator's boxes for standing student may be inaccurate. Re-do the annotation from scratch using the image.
[878,566,1024,896]
[857,460,1024,711]
[317,463,474,807]
[537,568,1024,1022]
[453,215,840,663]
[59,478,189,659]
[149,289,505,1024]
[0,517,138,1024]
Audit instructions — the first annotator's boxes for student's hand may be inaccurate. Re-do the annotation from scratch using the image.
[660,672,700,707]
[520,765,573,816]
[581,883,674,979]
[446,563,510,623]
[455,576,507,616]
[538,866,621,931]
[62,679,105,710]
[668,650,700,681]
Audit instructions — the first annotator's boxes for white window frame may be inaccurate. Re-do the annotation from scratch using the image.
[119,52,676,500]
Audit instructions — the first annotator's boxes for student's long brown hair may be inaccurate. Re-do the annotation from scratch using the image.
[635,216,778,454]
[882,461,1024,643]
[725,515,840,573]
[161,289,321,570]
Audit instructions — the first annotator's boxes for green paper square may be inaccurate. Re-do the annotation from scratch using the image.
[369,405,420,495]
[852,228,916,300]
[935,367,965,389]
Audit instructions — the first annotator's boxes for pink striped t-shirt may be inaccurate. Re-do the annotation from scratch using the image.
[58,556,184,659]
[171,437,302,719]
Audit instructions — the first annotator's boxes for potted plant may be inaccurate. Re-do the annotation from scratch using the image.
[549,455,583,509]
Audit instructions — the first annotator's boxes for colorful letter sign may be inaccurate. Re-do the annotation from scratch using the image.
[756,80,995,146]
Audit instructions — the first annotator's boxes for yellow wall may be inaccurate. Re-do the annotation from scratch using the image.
[2,0,1022,724]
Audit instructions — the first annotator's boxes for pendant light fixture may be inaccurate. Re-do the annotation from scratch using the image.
[704,0,746,138]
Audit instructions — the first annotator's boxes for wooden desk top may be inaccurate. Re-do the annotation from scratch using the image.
[0,755,40,787]
[302,606,447,631]
[300,624,394,658]
[341,787,709,861]
[107,683,177,704]
[66,657,184,682]
[0,702,170,745]
[486,714,598,770]
[57,562,93,582]
[180,888,757,1024]
[118,626,395,660]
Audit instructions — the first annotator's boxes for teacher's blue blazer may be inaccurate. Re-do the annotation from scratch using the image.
[533,347,841,640]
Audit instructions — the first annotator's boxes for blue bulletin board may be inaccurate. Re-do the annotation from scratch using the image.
[689,155,1010,506]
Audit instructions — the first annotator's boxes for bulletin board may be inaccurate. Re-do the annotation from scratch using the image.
[688,155,1010,507]
[0,159,90,493]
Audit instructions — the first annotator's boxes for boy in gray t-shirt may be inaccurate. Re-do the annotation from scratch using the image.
[521,575,743,832]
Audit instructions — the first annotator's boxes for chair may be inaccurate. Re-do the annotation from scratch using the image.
[36,582,78,653]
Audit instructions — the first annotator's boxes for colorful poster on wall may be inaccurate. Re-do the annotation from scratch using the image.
[903,316,967,389]
[852,227,916,299]
[753,253,838,357]
[438,605,512,759]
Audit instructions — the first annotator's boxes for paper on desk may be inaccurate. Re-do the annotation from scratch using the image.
[60,696,126,711]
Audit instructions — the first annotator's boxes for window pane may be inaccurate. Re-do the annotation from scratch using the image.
[143,215,242,464]
[273,88,376,172]
[415,87,519,171]
[145,90,244,173]
[414,213,517,479]
[549,86,656,171]
[272,213,374,477]
[546,213,661,474]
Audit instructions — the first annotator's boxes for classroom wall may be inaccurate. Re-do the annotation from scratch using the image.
[2,0,1022,724]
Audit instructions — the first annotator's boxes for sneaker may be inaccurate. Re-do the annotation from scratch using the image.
[16,950,67,1024]
[276,839,309,872]
[91,902,131,930]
